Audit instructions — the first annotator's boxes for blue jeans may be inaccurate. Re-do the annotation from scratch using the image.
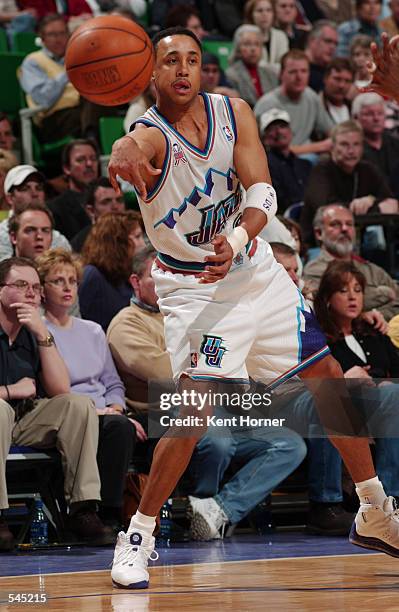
[282,383,399,501]
[187,424,306,524]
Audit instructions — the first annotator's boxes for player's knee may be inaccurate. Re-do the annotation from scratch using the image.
[304,354,343,380]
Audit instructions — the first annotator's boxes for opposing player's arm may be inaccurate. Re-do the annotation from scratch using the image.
[232,98,277,240]
[108,124,166,199]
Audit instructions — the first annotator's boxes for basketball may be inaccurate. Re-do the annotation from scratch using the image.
[65,15,154,106]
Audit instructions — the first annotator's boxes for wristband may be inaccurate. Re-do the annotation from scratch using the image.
[5,385,10,402]
[244,182,277,223]
[226,226,249,258]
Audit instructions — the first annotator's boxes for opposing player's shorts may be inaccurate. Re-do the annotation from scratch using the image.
[153,238,329,388]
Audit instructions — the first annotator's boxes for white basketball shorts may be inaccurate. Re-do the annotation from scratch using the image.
[152,238,330,388]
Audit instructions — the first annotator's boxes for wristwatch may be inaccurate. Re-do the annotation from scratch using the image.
[37,332,55,347]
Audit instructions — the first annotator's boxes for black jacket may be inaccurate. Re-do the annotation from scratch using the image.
[329,329,399,379]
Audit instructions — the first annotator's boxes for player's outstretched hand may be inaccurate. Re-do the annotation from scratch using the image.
[108,135,161,200]
[366,32,399,102]
[200,235,233,284]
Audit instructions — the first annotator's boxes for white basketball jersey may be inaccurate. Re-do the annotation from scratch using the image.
[134,93,252,273]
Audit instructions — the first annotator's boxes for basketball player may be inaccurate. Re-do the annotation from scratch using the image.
[109,27,399,589]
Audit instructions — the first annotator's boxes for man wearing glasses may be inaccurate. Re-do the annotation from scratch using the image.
[0,256,115,550]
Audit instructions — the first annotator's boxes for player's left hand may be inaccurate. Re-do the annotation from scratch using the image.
[199,235,233,284]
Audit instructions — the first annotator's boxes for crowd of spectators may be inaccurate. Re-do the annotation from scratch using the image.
[2,0,399,550]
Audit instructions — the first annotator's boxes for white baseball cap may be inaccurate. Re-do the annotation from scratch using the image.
[259,109,291,134]
[4,164,44,195]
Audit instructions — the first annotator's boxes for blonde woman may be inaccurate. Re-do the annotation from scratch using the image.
[37,248,146,530]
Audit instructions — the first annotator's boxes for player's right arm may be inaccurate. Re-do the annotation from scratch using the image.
[108,125,165,200]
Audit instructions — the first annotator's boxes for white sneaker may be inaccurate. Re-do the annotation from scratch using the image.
[350,496,399,557]
[111,531,159,589]
[189,496,229,541]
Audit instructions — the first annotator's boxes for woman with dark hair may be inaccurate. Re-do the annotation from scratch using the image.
[278,259,399,535]
[79,211,142,331]
[312,259,399,508]
[314,260,399,379]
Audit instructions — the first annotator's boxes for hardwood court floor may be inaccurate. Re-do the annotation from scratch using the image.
[0,553,399,611]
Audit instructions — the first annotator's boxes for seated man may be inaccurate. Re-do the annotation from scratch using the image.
[0,0,36,44]
[200,53,239,99]
[270,241,300,286]
[0,165,70,262]
[19,14,81,143]
[304,20,338,93]
[254,49,333,158]
[259,108,311,214]
[48,140,98,241]
[9,204,53,260]
[301,120,398,245]
[351,92,399,185]
[107,246,307,540]
[320,58,354,125]
[304,204,399,321]
[71,177,127,253]
[0,256,114,550]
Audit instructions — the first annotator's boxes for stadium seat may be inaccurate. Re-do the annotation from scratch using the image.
[0,52,26,120]
[202,40,233,71]
[99,115,125,175]
[99,116,125,155]
[12,31,40,54]
[0,28,8,53]
[6,445,65,544]
[19,106,72,172]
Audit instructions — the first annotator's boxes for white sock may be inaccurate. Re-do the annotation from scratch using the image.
[355,476,387,506]
[128,511,156,539]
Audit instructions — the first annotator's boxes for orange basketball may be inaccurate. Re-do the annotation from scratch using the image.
[65,15,154,106]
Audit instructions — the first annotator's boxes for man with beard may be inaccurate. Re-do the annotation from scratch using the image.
[304,204,399,321]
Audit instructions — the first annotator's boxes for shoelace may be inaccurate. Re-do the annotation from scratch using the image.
[214,506,229,537]
[113,534,159,567]
[388,497,399,523]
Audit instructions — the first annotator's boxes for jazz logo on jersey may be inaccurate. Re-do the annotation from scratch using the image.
[173,142,187,166]
[223,125,233,141]
[200,335,227,368]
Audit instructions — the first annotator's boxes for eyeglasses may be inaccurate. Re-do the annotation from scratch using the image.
[44,31,69,38]
[0,280,42,294]
[45,278,78,288]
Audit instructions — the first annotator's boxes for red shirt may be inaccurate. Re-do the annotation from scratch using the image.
[19,0,93,20]
[246,64,263,99]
